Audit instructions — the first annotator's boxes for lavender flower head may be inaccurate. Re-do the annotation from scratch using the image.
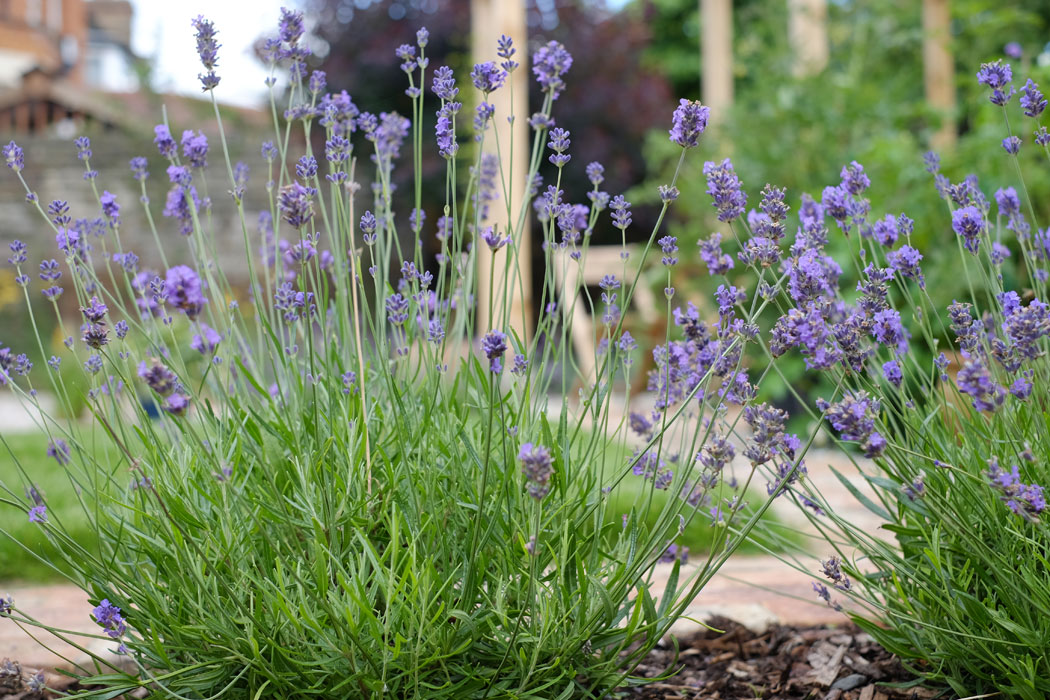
[977,59,1014,105]
[703,158,747,222]
[952,205,986,254]
[816,392,886,458]
[278,182,315,228]
[471,62,506,94]
[669,99,709,149]
[279,6,305,45]
[191,15,221,90]
[3,141,24,171]
[164,265,206,319]
[1021,78,1047,118]
[481,330,508,373]
[532,41,572,100]
[92,599,127,640]
[519,443,554,499]
[154,125,176,158]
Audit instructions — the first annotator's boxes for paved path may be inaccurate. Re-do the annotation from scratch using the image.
[0,394,55,434]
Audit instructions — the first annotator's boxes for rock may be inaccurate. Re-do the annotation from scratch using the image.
[832,672,869,691]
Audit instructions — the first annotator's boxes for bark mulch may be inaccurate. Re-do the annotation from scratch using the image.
[620,617,942,700]
[2,618,940,699]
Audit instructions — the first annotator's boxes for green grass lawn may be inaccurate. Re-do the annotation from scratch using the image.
[0,430,112,583]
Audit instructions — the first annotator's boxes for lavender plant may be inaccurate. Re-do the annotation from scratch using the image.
[710,59,1050,699]
[0,10,823,699]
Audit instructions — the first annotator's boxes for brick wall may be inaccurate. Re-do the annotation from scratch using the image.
[0,129,276,285]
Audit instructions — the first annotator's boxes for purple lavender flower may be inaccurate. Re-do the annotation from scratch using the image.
[278,183,314,228]
[471,61,506,94]
[519,443,554,499]
[923,150,940,173]
[295,155,317,180]
[821,185,849,223]
[99,191,120,222]
[871,309,910,355]
[153,125,176,157]
[1036,127,1050,146]
[481,330,508,373]
[3,141,24,171]
[547,127,571,167]
[432,65,459,101]
[1000,292,1049,360]
[742,403,789,465]
[1010,372,1033,400]
[164,265,206,319]
[882,359,903,388]
[669,99,709,148]
[279,7,305,45]
[129,157,148,181]
[7,240,27,265]
[191,15,221,90]
[586,161,604,187]
[957,359,1006,412]
[952,205,986,254]
[610,195,631,230]
[371,111,411,162]
[840,161,870,195]
[138,361,177,396]
[885,245,924,288]
[1002,136,1022,155]
[74,136,92,160]
[385,293,409,326]
[1005,42,1023,59]
[47,439,70,465]
[658,184,679,203]
[986,457,1046,521]
[698,232,734,275]
[1021,78,1047,118]
[699,434,735,472]
[28,506,47,523]
[164,393,191,416]
[658,235,678,267]
[92,599,127,640]
[163,184,201,235]
[703,158,746,222]
[977,59,1014,105]
[658,542,689,564]
[180,130,209,169]
[435,103,458,159]
[817,391,885,458]
[81,296,108,323]
[872,214,898,246]
[191,323,222,354]
[532,41,572,100]
[820,556,851,591]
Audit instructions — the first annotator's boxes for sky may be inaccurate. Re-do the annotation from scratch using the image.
[127,1,634,108]
[129,0,289,108]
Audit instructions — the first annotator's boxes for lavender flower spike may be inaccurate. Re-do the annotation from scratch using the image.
[669,99,709,149]
[481,330,508,374]
[519,443,554,499]
[191,15,221,90]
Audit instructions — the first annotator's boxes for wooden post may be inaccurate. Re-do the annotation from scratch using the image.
[700,0,733,126]
[788,0,828,77]
[471,0,531,344]
[922,0,957,151]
